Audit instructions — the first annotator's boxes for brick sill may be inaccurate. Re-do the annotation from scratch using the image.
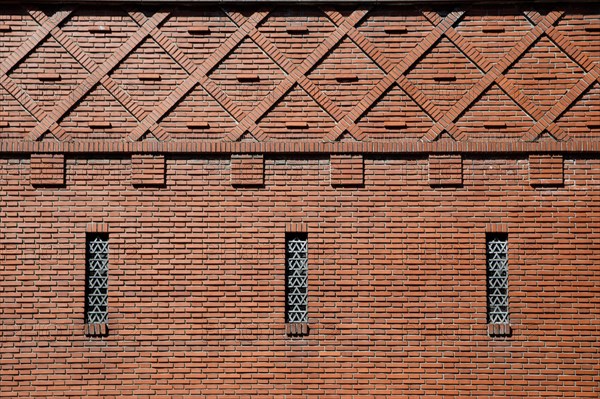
[286,322,309,338]
[84,323,109,337]
[488,323,512,338]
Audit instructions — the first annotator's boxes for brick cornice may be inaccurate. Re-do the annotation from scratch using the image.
[1,140,599,155]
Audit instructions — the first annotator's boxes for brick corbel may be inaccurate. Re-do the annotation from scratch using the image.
[286,322,309,337]
[487,323,512,338]
[529,154,563,187]
[131,154,166,187]
[30,153,65,187]
[84,323,109,337]
[330,154,364,187]
[429,154,462,187]
[231,154,264,187]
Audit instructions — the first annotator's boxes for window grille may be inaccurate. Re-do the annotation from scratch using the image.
[486,234,509,324]
[285,234,308,323]
[85,234,109,324]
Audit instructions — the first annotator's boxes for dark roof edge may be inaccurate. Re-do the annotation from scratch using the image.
[0,0,590,3]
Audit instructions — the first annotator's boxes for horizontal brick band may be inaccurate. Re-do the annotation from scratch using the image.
[1,140,598,155]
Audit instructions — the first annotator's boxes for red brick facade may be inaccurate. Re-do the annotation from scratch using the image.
[0,1,599,397]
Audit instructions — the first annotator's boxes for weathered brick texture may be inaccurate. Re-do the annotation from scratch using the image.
[529,154,564,186]
[0,2,599,398]
[131,154,166,186]
[29,153,65,186]
[428,154,462,186]
[330,154,364,186]
[230,154,264,186]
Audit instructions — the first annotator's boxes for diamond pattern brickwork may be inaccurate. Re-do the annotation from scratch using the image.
[0,5,597,148]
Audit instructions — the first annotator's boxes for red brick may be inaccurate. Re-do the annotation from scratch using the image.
[429,154,462,186]
[529,154,564,186]
[231,154,264,186]
[30,153,65,186]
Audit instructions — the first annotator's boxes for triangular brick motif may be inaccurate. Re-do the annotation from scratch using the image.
[161,8,238,66]
[59,85,137,141]
[455,84,534,141]
[237,131,258,142]
[0,85,37,140]
[556,14,600,66]
[407,37,484,114]
[8,36,89,114]
[0,7,39,62]
[258,7,337,65]
[37,131,59,142]
[556,83,600,141]
[534,130,558,143]
[357,84,433,141]
[454,7,531,64]
[109,37,188,114]
[61,9,139,64]
[356,7,434,66]
[308,37,385,113]
[337,131,358,142]
[209,38,286,119]
[434,131,455,142]
[258,84,335,140]
[505,36,585,113]
[159,85,237,141]
[139,131,159,142]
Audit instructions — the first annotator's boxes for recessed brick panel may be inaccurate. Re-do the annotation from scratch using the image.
[131,154,166,186]
[330,154,364,187]
[429,154,462,186]
[529,154,564,186]
[231,154,264,186]
[30,153,65,187]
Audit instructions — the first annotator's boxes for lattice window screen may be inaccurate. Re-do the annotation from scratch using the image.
[286,234,308,323]
[85,234,109,324]
[486,234,509,324]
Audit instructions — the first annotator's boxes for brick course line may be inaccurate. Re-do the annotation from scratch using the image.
[0,139,597,154]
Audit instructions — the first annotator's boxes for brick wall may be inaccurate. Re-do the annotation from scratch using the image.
[0,2,599,398]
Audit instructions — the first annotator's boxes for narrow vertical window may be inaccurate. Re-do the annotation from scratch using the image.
[285,233,308,324]
[85,233,109,325]
[486,234,509,325]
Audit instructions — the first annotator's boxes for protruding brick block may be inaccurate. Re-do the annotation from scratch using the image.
[30,153,65,187]
[529,154,563,187]
[488,323,512,338]
[231,154,264,186]
[131,154,166,187]
[286,322,309,337]
[330,154,364,187]
[429,154,462,187]
[84,323,108,337]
